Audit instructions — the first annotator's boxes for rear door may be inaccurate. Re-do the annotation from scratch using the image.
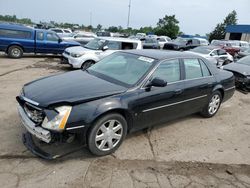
[180,58,215,113]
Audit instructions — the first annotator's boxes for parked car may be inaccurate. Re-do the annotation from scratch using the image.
[211,40,240,57]
[163,37,208,51]
[49,28,72,38]
[17,50,235,159]
[189,46,233,67]
[72,32,97,45]
[62,37,142,69]
[0,23,80,58]
[237,48,250,58]
[142,37,160,49]
[222,55,250,91]
[157,36,171,49]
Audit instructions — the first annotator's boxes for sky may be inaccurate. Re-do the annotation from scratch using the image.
[0,0,249,35]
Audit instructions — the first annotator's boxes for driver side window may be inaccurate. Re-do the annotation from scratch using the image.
[152,59,180,83]
[46,33,59,42]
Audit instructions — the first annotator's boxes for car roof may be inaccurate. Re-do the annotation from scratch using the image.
[124,49,203,60]
[97,37,140,43]
[0,22,33,31]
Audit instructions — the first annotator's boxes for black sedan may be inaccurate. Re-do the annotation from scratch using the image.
[16,50,235,159]
[223,55,250,91]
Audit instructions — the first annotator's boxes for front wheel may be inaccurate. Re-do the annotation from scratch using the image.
[81,60,95,70]
[87,113,127,156]
[200,91,222,118]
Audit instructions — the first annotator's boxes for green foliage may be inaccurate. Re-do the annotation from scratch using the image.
[155,15,179,38]
[209,10,237,42]
[0,14,33,24]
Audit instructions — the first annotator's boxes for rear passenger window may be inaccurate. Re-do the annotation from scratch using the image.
[0,29,31,39]
[152,59,180,83]
[107,41,120,50]
[199,59,211,76]
[184,59,202,79]
[36,32,44,40]
[121,42,134,50]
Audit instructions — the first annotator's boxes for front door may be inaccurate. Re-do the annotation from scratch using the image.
[132,59,186,131]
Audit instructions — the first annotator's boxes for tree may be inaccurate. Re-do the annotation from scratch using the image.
[155,15,179,38]
[96,24,102,31]
[209,10,237,42]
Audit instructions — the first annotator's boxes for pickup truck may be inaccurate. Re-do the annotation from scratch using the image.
[0,23,80,58]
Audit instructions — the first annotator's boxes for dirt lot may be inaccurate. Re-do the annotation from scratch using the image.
[0,52,250,188]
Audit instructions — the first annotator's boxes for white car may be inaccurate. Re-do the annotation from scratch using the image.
[49,28,72,38]
[62,37,142,69]
[157,36,171,49]
[188,46,233,67]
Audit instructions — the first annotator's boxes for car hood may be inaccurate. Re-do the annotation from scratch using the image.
[61,40,81,46]
[65,46,94,54]
[223,63,250,76]
[22,71,127,107]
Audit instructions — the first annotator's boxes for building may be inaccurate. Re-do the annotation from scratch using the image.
[225,25,250,42]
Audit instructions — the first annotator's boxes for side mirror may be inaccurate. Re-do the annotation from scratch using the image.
[210,52,216,56]
[58,38,63,43]
[146,77,167,89]
[102,46,109,51]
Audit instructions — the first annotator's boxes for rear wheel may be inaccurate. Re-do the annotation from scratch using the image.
[88,113,127,156]
[81,60,95,70]
[8,45,23,58]
[200,91,222,118]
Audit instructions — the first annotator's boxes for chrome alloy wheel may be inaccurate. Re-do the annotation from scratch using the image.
[95,120,123,151]
[208,94,221,115]
[12,48,21,57]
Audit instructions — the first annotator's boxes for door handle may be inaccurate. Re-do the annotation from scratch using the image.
[174,89,183,95]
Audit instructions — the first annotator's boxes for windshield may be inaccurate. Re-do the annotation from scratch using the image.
[190,47,211,54]
[237,56,250,66]
[88,52,155,86]
[84,38,106,50]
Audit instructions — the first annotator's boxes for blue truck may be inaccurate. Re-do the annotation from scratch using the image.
[0,23,80,58]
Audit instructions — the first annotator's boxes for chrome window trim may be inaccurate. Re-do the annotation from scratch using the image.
[139,57,214,90]
[22,96,39,106]
[142,94,208,113]
[66,125,85,130]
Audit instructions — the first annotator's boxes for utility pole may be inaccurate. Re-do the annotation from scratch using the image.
[90,12,92,26]
[127,0,131,28]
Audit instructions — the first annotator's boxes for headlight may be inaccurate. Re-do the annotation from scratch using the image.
[71,53,84,58]
[42,106,72,132]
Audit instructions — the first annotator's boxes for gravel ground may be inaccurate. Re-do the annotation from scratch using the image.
[0,53,250,188]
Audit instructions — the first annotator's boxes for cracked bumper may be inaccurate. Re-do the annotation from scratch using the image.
[17,105,51,143]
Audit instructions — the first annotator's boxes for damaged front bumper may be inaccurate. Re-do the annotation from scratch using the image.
[18,105,85,160]
[18,105,51,143]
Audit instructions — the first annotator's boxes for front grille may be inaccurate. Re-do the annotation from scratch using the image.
[23,102,44,124]
[64,51,70,56]
[164,45,175,50]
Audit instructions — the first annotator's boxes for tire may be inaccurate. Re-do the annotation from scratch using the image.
[81,60,95,70]
[223,59,231,65]
[8,45,23,58]
[200,91,222,118]
[87,113,127,156]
